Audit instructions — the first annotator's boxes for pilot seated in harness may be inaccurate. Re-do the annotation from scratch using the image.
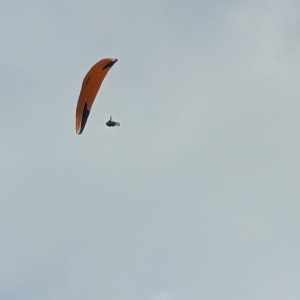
[106,116,120,127]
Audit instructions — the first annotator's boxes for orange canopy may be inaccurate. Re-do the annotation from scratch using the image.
[75,58,118,134]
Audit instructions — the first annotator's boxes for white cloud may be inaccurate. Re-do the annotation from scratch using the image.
[150,291,173,300]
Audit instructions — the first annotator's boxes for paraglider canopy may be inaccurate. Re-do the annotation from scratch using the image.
[75,58,118,134]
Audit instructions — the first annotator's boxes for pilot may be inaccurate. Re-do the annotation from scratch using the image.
[106,116,120,127]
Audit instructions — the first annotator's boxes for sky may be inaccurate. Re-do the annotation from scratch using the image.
[1,0,300,299]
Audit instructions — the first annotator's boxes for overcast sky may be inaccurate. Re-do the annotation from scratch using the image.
[1,0,300,299]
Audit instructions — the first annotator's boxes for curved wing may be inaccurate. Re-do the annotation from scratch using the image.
[75,58,118,134]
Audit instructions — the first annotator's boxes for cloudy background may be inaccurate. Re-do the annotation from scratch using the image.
[1,0,300,299]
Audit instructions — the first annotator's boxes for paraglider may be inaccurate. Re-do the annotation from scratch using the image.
[75,58,118,134]
[106,116,120,127]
